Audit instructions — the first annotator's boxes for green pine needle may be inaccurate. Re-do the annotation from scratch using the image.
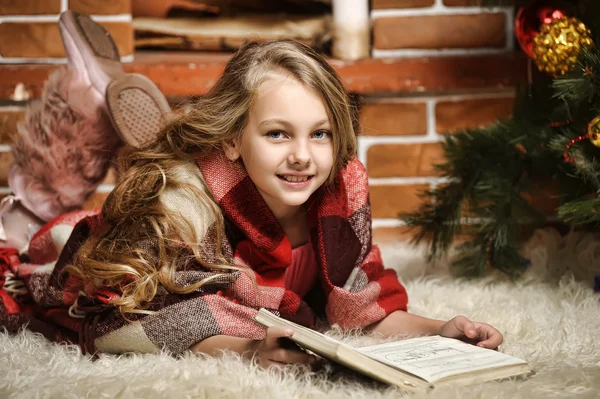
[558,197,600,225]
[401,0,600,278]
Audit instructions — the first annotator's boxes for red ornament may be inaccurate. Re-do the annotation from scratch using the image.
[548,119,573,127]
[563,133,590,163]
[515,1,570,58]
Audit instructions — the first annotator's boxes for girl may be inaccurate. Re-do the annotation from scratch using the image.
[1,39,502,368]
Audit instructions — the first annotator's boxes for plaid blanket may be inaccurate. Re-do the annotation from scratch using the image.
[0,152,408,355]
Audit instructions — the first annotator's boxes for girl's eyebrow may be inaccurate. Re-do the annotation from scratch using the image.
[258,118,330,128]
[312,119,330,128]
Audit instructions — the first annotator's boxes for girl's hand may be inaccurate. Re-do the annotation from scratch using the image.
[248,326,319,368]
[439,316,503,349]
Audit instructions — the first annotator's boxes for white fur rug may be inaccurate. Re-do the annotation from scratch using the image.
[1,228,599,398]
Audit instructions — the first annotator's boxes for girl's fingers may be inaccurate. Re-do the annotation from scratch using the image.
[476,325,503,349]
[268,348,318,366]
[261,326,318,366]
[444,319,504,349]
[263,326,294,348]
[453,316,478,338]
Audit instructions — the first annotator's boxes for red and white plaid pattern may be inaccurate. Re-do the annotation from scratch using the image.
[0,152,408,354]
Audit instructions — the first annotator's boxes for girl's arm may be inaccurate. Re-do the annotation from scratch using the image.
[190,326,319,367]
[368,310,444,336]
[190,334,256,357]
[368,310,504,349]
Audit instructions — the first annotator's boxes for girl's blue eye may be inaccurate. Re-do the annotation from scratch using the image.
[313,130,331,140]
[267,130,285,139]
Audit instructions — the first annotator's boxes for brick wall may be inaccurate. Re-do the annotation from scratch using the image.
[0,0,132,63]
[366,0,516,244]
[0,0,520,247]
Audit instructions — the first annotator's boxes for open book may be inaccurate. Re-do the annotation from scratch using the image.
[254,308,532,392]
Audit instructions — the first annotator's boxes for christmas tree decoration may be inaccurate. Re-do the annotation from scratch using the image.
[563,133,589,163]
[515,1,566,58]
[532,16,594,77]
[404,1,600,281]
[587,116,600,147]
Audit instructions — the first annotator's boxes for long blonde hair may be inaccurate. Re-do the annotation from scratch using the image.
[68,40,359,315]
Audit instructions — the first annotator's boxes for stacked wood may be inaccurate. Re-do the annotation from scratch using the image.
[132,0,331,18]
[134,14,331,52]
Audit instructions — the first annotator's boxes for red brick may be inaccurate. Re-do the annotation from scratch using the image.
[0,22,133,58]
[0,152,13,186]
[373,14,506,49]
[335,54,525,94]
[371,0,434,8]
[443,0,484,6]
[361,101,427,136]
[522,183,561,216]
[83,192,110,210]
[0,23,62,58]
[370,184,429,218]
[0,0,61,15]
[367,143,444,178]
[436,96,514,133]
[456,182,559,217]
[372,226,419,245]
[0,53,527,100]
[103,23,133,56]
[69,0,131,15]
[0,109,25,145]
[101,167,118,185]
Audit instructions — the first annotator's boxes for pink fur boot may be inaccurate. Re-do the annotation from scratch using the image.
[1,66,121,252]
[1,11,172,252]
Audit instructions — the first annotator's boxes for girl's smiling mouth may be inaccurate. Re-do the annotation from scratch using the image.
[277,174,314,183]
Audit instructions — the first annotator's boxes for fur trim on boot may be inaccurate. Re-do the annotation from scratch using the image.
[9,66,121,223]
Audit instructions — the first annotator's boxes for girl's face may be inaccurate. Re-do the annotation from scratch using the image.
[234,73,334,220]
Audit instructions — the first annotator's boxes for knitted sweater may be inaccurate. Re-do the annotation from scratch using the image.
[0,152,408,355]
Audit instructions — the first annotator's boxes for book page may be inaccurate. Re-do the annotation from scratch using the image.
[356,335,527,383]
[254,309,429,391]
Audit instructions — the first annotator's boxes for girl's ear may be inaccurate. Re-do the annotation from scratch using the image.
[222,140,240,161]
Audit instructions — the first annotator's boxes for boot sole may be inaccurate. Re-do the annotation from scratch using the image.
[106,75,171,148]
[58,10,170,148]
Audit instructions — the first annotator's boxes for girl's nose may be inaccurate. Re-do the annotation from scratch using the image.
[288,140,311,166]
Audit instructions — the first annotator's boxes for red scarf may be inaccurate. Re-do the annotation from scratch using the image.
[196,151,408,329]
[0,152,408,355]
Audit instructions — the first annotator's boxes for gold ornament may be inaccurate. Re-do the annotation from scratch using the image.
[532,16,594,77]
[588,116,600,148]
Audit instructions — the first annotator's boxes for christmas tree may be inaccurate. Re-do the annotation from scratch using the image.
[403,0,600,282]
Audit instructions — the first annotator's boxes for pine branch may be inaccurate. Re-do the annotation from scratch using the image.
[558,197,600,225]
[451,238,489,277]
[401,124,513,260]
[553,48,600,109]
[550,136,600,191]
[489,241,530,278]
[403,182,467,260]
[402,118,549,274]
[402,0,600,278]
[449,212,530,279]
